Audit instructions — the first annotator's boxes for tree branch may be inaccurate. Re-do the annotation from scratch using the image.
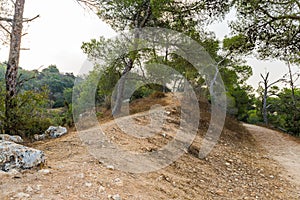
[0,17,13,22]
[75,0,99,11]
[23,15,40,23]
[17,74,36,88]
[0,24,11,35]
[257,5,300,21]
[139,0,152,28]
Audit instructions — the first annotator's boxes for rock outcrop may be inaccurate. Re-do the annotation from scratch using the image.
[0,140,45,171]
[46,126,68,138]
[0,134,24,143]
[34,126,68,141]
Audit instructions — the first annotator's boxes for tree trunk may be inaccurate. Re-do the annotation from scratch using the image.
[4,0,25,135]
[287,61,296,108]
[262,85,268,125]
[112,62,132,116]
[287,60,298,132]
[260,72,270,125]
[111,0,151,115]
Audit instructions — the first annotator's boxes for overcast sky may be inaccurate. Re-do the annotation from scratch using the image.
[0,0,298,89]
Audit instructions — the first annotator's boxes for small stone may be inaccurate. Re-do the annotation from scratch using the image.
[14,192,30,198]
[26,186,34,193]
[85,182,92,187]
[8,169,20,176]
[106,165,115,170]
[225,162,231,166]
[99,186,106,193]
[216,189,224,195]
[77,173,85,179]
[114,178,123,186]
[38,169,51,175]
[67,186,73,190]
[112,194,121,200]
[35,185,42,191]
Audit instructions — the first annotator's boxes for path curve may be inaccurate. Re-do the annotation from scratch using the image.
[243,123,300,189]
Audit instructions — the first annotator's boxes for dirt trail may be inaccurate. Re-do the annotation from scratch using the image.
[243,124,300,189]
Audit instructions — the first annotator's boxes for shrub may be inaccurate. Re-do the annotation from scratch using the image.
[247,110,261,124]
[130,86,154,101]
[150,91,166,98]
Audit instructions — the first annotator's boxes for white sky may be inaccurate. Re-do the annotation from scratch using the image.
[0,0,115,73]
[207,10,299,89]
[0,0,298,89]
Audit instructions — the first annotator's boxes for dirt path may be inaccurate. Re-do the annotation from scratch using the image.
[243,123,300,189]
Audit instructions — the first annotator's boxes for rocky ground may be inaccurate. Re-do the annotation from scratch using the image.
[0,95,299,199]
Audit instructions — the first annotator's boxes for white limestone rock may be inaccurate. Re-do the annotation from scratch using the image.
[0,134,23,143]
[34,126,68,141]
[45,126,68,138]
[0,140,45,171]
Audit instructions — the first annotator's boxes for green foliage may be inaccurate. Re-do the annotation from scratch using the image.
[72,71,99,118]
[0,63,76,137]
[96,66,120,103]
[150,91,166,99]
[94,0,230,31]
[232,0,300,62]
[131,86,154,101]
[0,64,75,108]
[223,34,254,55]
[1,88,52,137]
[247,110,261,124]
[63,88,73,106]
[37,65,75,108]
[81,0,256,127]
[267,88,300,136]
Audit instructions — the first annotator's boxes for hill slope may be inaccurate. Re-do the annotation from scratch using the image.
[0,95,299,199]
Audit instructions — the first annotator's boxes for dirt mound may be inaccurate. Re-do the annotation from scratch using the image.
[0,94,299,199]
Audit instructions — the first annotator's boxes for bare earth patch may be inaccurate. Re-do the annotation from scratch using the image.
[0,96,299,199]
[243,123,300,190]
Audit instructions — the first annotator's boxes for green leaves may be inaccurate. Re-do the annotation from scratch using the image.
[232,0,300,61]
[267,88,300,135]
[223,34,254,55]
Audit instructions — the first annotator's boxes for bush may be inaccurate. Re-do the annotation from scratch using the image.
[0,88,57,138]
[130,86,154,101]
[22,117,52,138]
[247,110,261,124]
[150,91,166,98]
[50,104,74,127]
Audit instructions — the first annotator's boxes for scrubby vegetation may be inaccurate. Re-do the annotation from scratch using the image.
[0,64,74,138]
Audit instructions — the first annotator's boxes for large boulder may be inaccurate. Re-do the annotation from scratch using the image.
[0,140,45,171]
[0,134,23,143]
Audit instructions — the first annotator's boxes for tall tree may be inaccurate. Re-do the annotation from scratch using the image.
[80,0,230,115]
[0,0,38,134]
[259,72,284,125]
[1,0,25,134]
